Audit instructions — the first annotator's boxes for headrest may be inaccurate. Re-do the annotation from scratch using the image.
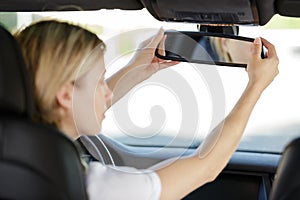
[0,25,33,118]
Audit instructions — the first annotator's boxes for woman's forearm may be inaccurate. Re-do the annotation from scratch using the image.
[106,64,148,108]
[156,83,263,199]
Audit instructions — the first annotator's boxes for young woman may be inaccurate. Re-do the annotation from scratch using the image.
[15,20,279,200]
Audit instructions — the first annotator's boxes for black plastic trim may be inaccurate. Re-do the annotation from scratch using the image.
[255,0,276,25]
[0,0,143,12]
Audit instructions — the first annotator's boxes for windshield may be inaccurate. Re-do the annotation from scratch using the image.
[1,9,300,153]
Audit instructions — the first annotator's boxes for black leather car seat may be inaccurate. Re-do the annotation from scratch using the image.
[0,25,88,199]
[269,137,300,200]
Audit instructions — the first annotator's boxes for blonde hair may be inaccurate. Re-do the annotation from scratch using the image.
[15,20,105,127]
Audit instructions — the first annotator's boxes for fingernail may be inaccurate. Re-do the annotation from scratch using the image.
[254,37,261,44]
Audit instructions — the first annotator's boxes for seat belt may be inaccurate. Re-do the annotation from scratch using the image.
[77,135,115,166]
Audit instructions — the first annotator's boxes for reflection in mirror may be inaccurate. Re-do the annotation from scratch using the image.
[155,31,266,68]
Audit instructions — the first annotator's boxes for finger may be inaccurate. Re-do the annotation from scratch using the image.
[261,37,277,59]
[148,27,165,49]
[251,37,262,58]
[157,35,166,56]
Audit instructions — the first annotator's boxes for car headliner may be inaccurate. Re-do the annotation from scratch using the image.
[0,0,298,26]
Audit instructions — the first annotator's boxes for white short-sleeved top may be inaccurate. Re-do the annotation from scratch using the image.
[86,162,162,200]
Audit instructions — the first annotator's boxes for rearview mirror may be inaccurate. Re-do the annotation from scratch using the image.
[155,31,267,68]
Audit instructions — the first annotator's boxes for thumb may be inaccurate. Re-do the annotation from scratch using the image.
[251,37,262,58]
[148,27,164,49]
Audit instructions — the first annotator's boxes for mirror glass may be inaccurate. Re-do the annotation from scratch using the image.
[155,31,266,67]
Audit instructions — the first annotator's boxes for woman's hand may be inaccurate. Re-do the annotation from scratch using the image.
[246,37,279,93]
[106,28,179,107]
[126,28,179,80]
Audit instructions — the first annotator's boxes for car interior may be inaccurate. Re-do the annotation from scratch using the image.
[1,0,300,199]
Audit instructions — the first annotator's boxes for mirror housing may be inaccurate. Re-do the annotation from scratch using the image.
[141,0,259,25]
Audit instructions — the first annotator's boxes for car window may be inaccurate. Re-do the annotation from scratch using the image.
[1,9,300,153]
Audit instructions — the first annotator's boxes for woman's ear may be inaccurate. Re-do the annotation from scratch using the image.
[55,83,74,111]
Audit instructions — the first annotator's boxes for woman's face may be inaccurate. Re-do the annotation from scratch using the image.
[72,51,112,137]
[221,38,252,63]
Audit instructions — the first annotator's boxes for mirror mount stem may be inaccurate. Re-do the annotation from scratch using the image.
[197,25,239,35]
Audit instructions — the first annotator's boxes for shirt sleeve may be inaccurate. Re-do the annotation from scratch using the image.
[86,162,161,200]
